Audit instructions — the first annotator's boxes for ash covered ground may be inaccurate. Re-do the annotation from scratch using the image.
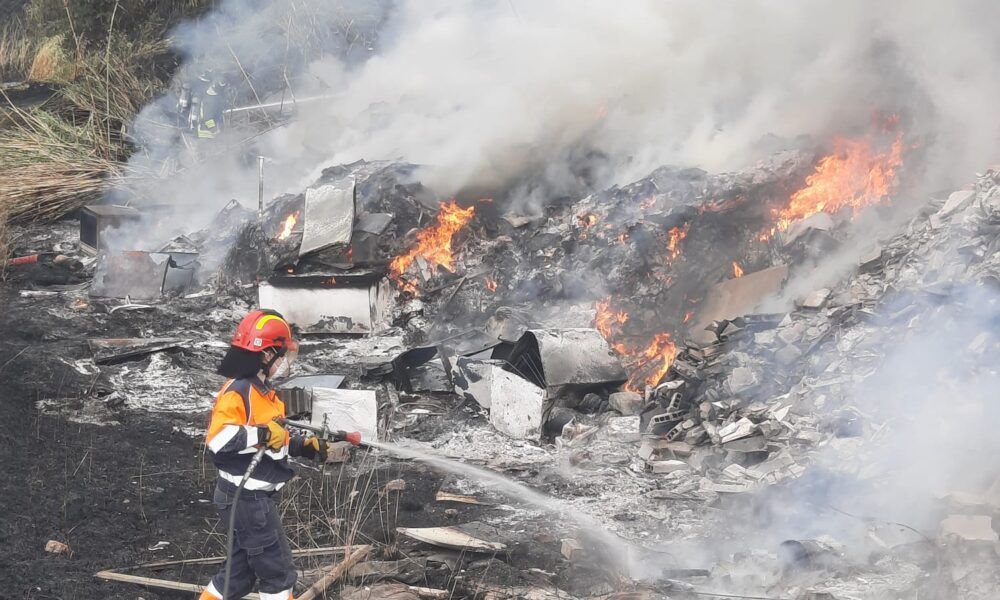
[3,146,1000,599]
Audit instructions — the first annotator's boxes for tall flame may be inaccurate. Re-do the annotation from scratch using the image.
[631,333,678,391]
[594,298,677,392]
[595,297,629,340]
[277,211,299,240]
[667,225,688,262]
[390,201,476,289]
[775,131,904,232]
[732,261,744,278]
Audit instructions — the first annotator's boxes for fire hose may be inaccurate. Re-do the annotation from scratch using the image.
[222,420,363,598]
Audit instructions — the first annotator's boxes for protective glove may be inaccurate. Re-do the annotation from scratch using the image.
[289,435,328,462]
[259,421,289,451]
[302,436,329,462]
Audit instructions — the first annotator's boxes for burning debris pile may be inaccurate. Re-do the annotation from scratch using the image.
[8,116,1000,598]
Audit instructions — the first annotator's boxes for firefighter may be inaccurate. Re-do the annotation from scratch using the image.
[196,76,227,139]
[199,309,324,600]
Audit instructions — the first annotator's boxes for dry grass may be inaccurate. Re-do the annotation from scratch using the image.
[0,108,127,223]
[0,24,39,82]
[0,32,170,223]
[27,35,72,82]
[57,35,169,123]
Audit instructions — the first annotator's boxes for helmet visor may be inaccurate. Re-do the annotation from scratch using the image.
[269,340,298,379]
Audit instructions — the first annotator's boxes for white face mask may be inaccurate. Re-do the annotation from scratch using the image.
[266,348,297,379]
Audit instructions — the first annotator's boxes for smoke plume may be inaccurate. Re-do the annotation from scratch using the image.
[126,0,1000,231]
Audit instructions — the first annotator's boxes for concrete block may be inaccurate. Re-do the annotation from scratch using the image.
[719,418,757,443]
[609,391,644,416]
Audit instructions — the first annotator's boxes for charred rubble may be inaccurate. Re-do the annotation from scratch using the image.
[5,141,1000,598]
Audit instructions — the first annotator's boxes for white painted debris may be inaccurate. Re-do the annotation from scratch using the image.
[453,358,547,440]
[299,179,355,256]
[939,515,998,542]
[651,459,690,474]
[488,371,546,440]
[311,388,378,442]
[397,526,506,552]
[45,540,69,554]
[605,415,641,443]
[258,277,394,334]
[770,405,791,422]
[746,450,797,480]
[453,359,498,409]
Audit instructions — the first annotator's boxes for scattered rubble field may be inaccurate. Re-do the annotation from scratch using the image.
[3,152,1000,600]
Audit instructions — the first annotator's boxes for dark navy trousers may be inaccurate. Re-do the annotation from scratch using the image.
[209,481,296,599]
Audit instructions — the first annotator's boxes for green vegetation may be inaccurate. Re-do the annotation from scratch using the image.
[0,0,212,224]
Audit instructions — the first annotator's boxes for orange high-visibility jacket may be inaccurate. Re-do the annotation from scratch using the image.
[205,377,295,491]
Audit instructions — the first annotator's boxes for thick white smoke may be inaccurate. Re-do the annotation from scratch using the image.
[277,0,1000,202]
[125,0,1000,242]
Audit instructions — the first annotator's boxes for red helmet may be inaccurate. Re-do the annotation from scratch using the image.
[231,310,298,354]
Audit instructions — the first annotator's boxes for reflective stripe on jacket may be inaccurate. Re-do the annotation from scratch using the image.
[205,377,294,491]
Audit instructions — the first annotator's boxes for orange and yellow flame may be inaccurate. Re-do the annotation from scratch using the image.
[667,225,688,262]
[578,213,599,228]
[773,131,904,234]
[630,332,678,391]
[484,277,498,292]
[732,261,744,278]
[277,211,299,240]
[390,201,476,292]
[594,298,677,391]
[595,297,629,340]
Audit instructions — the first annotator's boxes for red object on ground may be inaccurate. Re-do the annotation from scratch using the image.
[5,254,40,267]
